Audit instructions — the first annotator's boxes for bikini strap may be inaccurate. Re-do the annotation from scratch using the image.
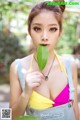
[54,51,68,78]
[15,59,25,90]
[65,59,75,100]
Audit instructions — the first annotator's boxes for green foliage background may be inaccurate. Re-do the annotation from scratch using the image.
[0,0,80,74]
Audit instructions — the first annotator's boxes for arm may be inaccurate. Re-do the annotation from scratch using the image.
[9,62,32,120]
[71,60,80,120]
[9,60,44,120]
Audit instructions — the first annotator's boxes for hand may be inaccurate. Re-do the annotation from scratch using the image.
[24,71,45,93]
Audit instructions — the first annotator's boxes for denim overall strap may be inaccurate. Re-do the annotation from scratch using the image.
[15,59,25,90]
[26,101,75,120]
[65,59,75,100]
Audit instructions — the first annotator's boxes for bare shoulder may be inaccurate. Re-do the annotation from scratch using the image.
[10,60,18,78]
[20,53,33,69]
[61,55,78,86]
[70,59,78,86]
[71,59,77,72]
[9,53,34,89]
[59,55,78,81]
[60,55,77,69]
[10,53,33,73]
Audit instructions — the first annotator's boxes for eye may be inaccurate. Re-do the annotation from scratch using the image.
[33,27,41,32]
[50,27,58,32]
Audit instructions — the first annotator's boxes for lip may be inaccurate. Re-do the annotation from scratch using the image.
[40,44,50,46]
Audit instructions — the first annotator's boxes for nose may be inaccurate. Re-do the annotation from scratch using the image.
[41,32,48,41]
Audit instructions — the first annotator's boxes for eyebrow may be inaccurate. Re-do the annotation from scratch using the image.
[32,23,58,26]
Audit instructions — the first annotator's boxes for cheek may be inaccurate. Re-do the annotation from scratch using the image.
[31,31,40,45]
[52,38,58,46]
[54,31,60,42]
[51,32,59,42]
[31,30,39,40]
[50,34,59,47]
[30,34,39,46]
[30,32,36,42]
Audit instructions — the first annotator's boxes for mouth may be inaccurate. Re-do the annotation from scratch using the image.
[40,44,49,46]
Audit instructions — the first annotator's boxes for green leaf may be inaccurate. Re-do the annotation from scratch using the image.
[36,45,49,71]
[16,115,42,120]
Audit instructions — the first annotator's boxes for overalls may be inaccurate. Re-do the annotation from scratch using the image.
[15,57,75,120]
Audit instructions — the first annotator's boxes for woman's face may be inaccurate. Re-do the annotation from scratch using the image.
[30,10,61,53]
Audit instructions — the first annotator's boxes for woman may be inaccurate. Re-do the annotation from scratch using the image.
[9,0,79,120]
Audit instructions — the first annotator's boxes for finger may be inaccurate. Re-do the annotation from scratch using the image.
[31,83,41,88]
[35,71,45,79]
[29,78,42,86]
[28,71,45,79]
[26,74,44,83]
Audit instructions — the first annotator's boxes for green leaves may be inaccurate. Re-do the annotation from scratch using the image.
[36,45,49,71]
[16,115,42,120]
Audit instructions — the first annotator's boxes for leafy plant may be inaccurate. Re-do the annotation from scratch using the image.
[16,115,42,120]
[36,45,49,71]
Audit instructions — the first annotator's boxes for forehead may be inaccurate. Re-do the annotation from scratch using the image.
[31,10,59,26]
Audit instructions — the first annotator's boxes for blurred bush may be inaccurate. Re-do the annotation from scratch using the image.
[0,29,26,75]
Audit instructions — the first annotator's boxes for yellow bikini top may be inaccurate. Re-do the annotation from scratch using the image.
[27,51,68,110]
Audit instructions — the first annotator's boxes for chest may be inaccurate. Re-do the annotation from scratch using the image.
[34,66,68,101]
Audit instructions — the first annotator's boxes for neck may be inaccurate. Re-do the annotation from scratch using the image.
[47,51,55,64]
[34,50,55,80]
